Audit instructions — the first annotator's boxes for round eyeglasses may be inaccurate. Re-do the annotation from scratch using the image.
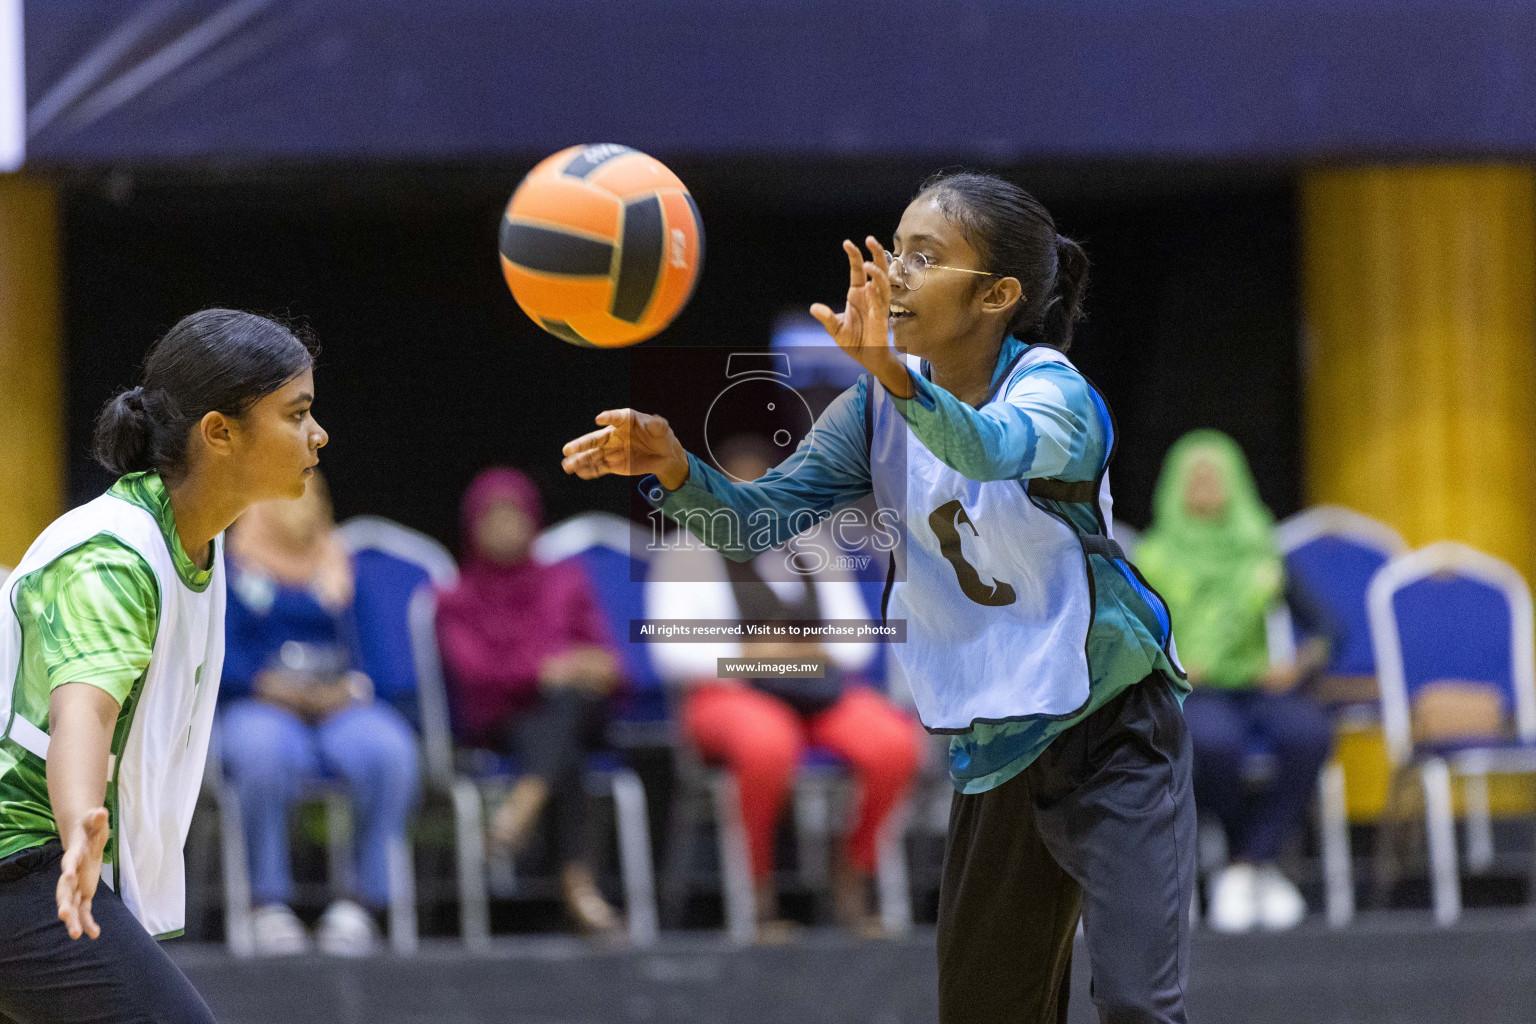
[883,250,996,291]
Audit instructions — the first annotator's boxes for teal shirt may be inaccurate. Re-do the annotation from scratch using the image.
[641,338,1183,792]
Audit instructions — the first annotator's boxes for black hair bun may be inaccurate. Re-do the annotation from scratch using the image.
[92,386,168,476]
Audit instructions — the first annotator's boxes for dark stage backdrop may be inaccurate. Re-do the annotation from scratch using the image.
[60,161,1299,553]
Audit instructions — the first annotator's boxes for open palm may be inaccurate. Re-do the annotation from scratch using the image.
[56,806,109,939]
[809,236,895,371]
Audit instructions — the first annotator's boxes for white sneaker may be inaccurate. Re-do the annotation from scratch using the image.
[315,899,380,957]
[1208,863,1258,933]
[250,904,309,956]
[1255,865,1307,931]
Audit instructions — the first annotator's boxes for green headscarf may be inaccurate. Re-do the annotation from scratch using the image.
[1135,430,1282,689]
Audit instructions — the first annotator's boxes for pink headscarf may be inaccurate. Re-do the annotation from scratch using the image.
[435,468,619,744]
[457,465,548,599]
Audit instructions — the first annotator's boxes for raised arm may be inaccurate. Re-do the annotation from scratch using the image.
[886,360,1104,483]
[801,232,1104,486]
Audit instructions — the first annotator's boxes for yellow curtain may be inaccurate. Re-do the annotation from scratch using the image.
[0,175,64,566]
[1301,165,1536,581]
[1303,165,1536,821]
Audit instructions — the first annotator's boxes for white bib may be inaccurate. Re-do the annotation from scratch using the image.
[0,492,224,937]
[870,347,1108,733]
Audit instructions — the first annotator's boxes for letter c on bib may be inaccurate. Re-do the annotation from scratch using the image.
[928,499,1017,607]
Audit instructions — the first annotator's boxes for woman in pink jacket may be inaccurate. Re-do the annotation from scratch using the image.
[435,468,624,935]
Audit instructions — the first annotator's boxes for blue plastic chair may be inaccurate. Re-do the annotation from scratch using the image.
[1262,506,1409,927]
[1278,505,1408,682]
[1368,541,1536,925]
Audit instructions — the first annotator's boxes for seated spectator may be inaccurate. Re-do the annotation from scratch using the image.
[218,473,421,956]
[434,467,625,937]
[646,435,921,942]
[1136,430,1337,934]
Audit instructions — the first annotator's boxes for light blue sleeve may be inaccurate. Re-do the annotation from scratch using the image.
[639,376,873,561]
[887,361,1104,483]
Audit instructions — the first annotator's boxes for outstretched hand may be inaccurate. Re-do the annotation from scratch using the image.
[56,806,109,940]
[561,408,691,489]
[808,236,910,394]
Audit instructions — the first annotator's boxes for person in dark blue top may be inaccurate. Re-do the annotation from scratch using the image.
[217,476,420,956]
[561,171,1195,1023]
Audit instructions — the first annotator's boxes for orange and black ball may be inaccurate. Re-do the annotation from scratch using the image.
[499,144,705,347]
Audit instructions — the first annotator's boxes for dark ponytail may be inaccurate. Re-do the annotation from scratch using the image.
[1036,234,1089,353]
[915,170,1089,352]
[93,309,316,478]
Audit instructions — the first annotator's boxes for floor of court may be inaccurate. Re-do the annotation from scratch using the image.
[168,909,1536,1024]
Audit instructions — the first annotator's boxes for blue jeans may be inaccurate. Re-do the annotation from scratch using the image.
[219,700,421,910]
[1182,688,1334,863]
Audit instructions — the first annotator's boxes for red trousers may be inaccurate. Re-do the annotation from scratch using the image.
[682,682,922,880]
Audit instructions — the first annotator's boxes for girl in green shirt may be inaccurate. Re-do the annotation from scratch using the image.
[0,309,326,1024]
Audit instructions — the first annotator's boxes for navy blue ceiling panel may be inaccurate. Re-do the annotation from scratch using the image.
[21,0,1536,165]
